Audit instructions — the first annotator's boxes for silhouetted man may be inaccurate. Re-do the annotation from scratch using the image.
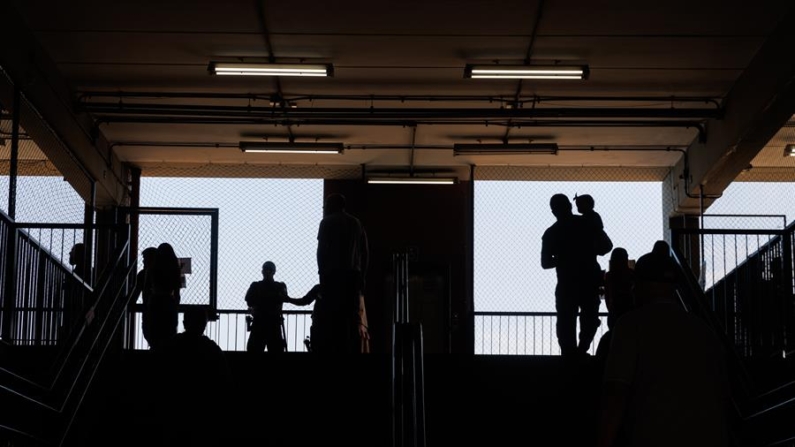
[598,243,730,447]
[245,261,289,353]
[314,193,369,354]
[541,193,604,356]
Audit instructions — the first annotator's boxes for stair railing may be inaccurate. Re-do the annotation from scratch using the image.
[0,216,134,446]
[391,252,427,447]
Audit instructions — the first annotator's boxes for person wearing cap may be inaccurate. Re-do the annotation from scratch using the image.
[245,261,292,353]
[598,241,730,447]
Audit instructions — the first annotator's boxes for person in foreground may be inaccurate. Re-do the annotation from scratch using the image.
[598,242,731,447]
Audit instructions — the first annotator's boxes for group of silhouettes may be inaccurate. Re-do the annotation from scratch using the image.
[132,192,370,356]
[542,193,730,447]
[121,191,730,447]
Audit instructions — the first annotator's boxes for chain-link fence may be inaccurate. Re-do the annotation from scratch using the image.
[139,176,323,311]
[1,72,90,281]
[133,209,217,307]
[127,174,323,351]
[472,167,669,355]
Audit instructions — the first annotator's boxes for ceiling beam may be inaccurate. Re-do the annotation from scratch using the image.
[673,6,795,214]
[0,2,127,207]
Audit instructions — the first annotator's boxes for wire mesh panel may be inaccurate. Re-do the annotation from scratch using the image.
[474,179,664,313]
[0,112,85,225]
[134,208,218,308]
[705,182,795,229]
[473,170,666,355]
[139,177,323,310]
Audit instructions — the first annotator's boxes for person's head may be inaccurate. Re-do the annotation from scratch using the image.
[549,194,572,219]
[324,193,346,216]
[69,243,85,267]
[262,261,276,280]
[574,194,595,214]
[183,306,209,336]
[609,247,629,271]
[632,248,678,306]
[141,247,157,269]
[652,240,671,258]
[156,243,179,269]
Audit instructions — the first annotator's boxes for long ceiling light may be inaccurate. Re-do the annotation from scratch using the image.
[785,144,795,157]
[453,143,559,155]
[239,141,344,154]
[209,62,333,77]
[464,65,588,80]
[367,177,457,185]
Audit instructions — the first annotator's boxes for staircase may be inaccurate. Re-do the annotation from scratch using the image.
[69,351,601,447]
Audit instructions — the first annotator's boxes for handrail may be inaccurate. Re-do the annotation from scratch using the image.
[1,226,133,445]
[670,246,757,409]
[475,311,609,317]
[46,237,130,391]
[1,239,130,404]
[54,240,131,402]
[391,252,427,447]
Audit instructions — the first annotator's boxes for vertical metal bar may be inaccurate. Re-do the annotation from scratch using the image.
[34,249,46,345]
[7,87,20,219]
[2,227,18,342]
[209,210,219,312]
[82,181,96,286]
[782,231,793,354]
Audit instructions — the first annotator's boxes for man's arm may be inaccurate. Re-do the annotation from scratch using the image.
[541,233,556,269]
[286,284,320,307]
[244,282,257,308]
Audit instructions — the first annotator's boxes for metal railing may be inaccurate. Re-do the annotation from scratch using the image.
[127,309,313,352]
[1,228,134,446]
[392,252,426,447]
[474,311,610,355]
[672,225,795,360]
[1,211,130,348]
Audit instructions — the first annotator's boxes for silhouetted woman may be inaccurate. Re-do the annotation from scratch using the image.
[595,247,635,362]
[604,247,635,329]
[146,243,182,349]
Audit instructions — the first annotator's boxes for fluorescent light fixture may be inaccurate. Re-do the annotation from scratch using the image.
[209,62,333,77]
[367,177,457,185]
[453,143,559,155]
[464,65,588,80]
[239,141,344,154]
[785,144,795,157]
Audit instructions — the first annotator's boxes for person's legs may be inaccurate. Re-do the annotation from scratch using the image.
[577,286,602,353]
[263,323,286,353]
[555,284,578,356]
[247,323,267,352]
[317,272,362,354]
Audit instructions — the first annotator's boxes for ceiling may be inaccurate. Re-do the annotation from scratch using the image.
[9,0,795,178]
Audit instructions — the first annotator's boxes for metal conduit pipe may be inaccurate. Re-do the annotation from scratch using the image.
[77,91,723,109]
[94,117,706,140]
[82,103,722,120]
